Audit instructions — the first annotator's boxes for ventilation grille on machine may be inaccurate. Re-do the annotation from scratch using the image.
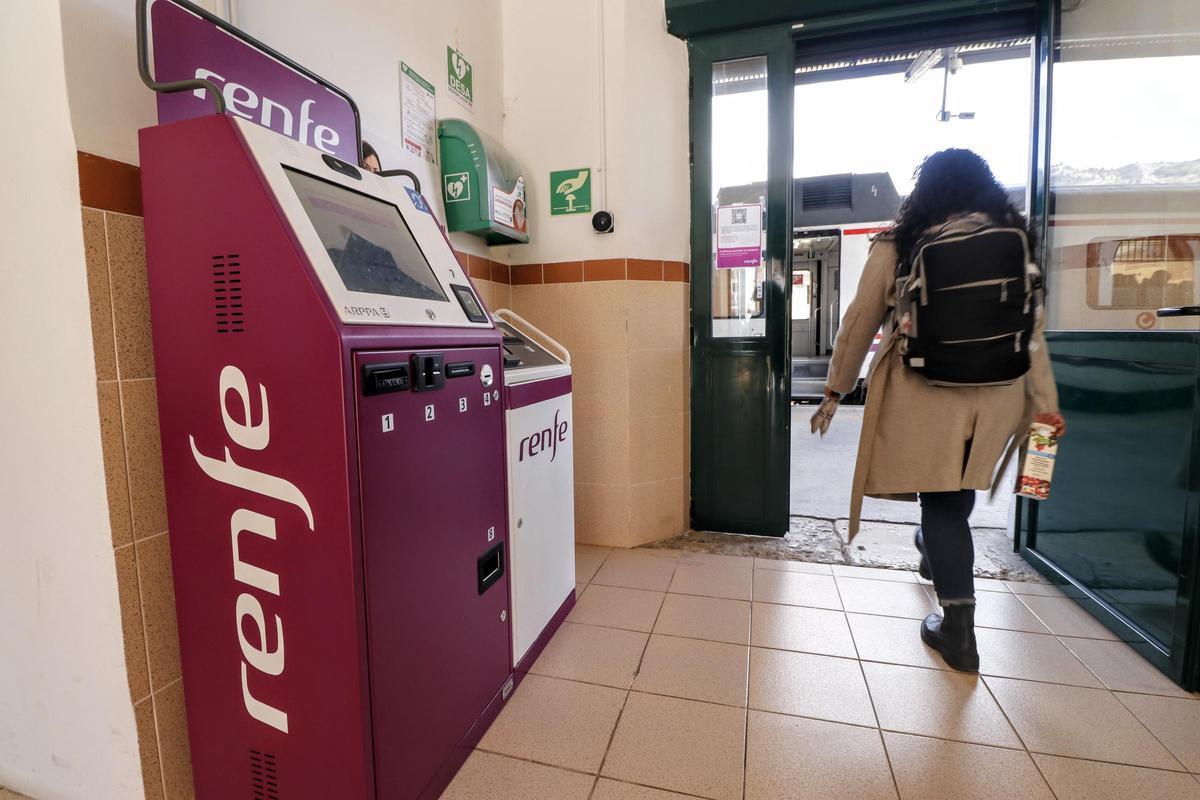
[250,750,279,800]
[800,176,853,211]
[213,254,245,333]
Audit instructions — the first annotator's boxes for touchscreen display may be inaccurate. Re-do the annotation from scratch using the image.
[284,168,446,302]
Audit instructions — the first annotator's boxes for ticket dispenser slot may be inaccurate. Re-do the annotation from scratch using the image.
[412,353,445,392]
[477,542,505,595]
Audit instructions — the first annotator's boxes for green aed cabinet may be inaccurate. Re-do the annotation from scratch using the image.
[438,118,529,245]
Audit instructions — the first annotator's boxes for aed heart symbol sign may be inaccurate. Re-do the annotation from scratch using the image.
[447,47,474,110]
[444,172,470,204]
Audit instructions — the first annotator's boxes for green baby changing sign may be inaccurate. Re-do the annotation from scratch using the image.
[550,168,592,216]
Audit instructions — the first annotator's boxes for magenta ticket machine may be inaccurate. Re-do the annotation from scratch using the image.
[140,113,513,799]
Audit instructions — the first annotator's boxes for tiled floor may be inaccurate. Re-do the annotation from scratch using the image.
[442,546,1200,800]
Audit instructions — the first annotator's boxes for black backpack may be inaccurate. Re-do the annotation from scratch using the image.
[894,221,1039,386]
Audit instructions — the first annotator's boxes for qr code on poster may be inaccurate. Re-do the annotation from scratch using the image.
[732,208,748,225]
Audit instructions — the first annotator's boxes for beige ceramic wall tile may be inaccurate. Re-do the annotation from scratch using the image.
[134,696,165,800]
[137,533,182,691]
[82,209,117,382]
[97,382,133,548]
[115,544,151,702]
[120,380,167,539]
[628,414,683,484]
[153,680,195,800]
[628,349,685,417]
[626,283,685,350]
[106,213,155,380]
[558,282,628,353]
[474,279,494,311]
[510,284,566,343]
[570,349,630,419]
[575,482,631,546]
[572,415,631,485]
[627,477,685,547]
[441,751,595,800]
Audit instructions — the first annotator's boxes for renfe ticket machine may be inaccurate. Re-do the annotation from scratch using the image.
[141,113,526,799]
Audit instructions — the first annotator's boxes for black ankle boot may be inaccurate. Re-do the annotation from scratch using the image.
[921,604,980,672]
[914,526,931,581]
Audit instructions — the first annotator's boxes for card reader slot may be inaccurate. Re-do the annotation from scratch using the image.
[446,361,476,379]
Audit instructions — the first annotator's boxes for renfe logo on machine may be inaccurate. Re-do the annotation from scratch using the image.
[150,0,359,163]
[519,408,569,463]
[188,365,314,734]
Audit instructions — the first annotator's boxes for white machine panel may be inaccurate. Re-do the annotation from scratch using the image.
[506,393,575,665]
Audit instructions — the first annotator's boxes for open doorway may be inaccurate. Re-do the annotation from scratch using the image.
[788,34,1034,544]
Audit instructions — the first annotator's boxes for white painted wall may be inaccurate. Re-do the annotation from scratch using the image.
[499,0,690,264]
[0,2,143,799]
[60,0,507,258]
[60,0,689,264]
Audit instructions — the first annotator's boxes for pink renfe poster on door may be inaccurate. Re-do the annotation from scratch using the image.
[716,203,763,268]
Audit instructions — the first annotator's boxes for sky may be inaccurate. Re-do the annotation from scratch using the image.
[711,52,1200,197]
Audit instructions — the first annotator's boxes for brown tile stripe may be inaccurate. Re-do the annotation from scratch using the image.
[78,152,142,216]
[508,259,690,285]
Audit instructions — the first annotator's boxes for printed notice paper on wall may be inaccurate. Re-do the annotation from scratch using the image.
[447,47,474,110]
[400,62,436,162]
[550,169,592,216]
[716,204,763,268]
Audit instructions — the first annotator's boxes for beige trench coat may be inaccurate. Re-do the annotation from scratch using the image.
[826,214,1060,539]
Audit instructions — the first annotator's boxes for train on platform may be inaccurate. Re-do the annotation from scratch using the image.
[718,175,1200,401]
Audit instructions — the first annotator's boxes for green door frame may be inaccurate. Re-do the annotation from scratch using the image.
[689,26,795,535]
[686,2,1043,536]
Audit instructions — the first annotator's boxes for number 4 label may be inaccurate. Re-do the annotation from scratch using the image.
[483,393,492,407]
[424,405,435,422]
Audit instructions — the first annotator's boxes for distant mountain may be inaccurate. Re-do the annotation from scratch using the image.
[1050,158,1200,186]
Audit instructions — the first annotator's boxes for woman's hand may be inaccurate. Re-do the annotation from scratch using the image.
[1034,412,1066,438]
[810,388,841,437]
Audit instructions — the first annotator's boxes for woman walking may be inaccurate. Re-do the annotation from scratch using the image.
[813,148,1065,671]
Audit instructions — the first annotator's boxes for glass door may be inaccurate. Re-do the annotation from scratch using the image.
[690,29,794,535]
[1022,0,1200,688]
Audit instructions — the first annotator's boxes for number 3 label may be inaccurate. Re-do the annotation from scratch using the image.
[459,397,468,413]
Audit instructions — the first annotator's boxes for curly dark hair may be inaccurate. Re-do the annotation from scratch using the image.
[891,148,1034,266]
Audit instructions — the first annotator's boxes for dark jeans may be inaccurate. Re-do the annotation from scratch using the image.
[918,489,976,605]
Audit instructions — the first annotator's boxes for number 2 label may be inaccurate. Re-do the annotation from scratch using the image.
[424,405,435,422]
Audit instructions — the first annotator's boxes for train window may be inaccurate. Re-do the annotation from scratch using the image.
[1044,0,1200,330]
[711,56,768,338]
[1086,235,1200,310]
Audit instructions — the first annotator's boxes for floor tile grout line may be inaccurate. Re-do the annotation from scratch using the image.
[831,570,902,800]
[983,674,1193,774]
[593,558,675,785]
[741,583,754,800]
[561,617,1141,693]
[1110,688,1194,773]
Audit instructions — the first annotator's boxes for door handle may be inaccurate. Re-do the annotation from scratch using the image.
[1156,306,1200,317]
